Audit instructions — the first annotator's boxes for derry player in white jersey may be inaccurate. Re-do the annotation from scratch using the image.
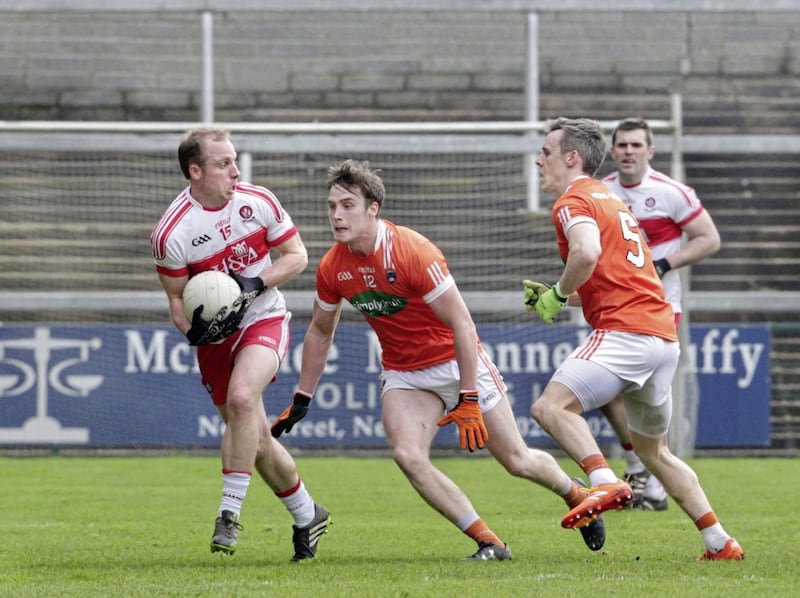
[599,117,721,511]
[150,128,330,561]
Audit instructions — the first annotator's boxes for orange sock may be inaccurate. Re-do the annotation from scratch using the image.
[563,480,585,508]
[579,454,610,476]
[694,512,719,531]
[465,519,504,547]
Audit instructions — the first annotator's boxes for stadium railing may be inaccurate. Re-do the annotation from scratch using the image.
[3,111,800,315]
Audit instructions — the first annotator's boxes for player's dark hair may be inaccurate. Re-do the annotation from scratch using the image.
[178,128,231,180]
[326,159,386,210]
[544,117,607,176]
[612,117,654,147]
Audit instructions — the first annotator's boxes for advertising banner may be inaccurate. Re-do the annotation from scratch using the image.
[0,323,770,448]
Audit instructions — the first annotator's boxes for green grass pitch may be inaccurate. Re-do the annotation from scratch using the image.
[0,455,795,597]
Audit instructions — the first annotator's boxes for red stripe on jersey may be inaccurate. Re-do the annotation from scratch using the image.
[151,192,193,260]
[236,183,284,221]
[186,252,233,278]
[577,329,606,360]
[186,228,271,275]
[185,226,297,278]
[270,226,299,249]
[676,206,705,228]
[155,263,189,278]
[638,216,683,247]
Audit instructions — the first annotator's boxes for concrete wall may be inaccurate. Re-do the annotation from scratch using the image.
[2,11,798,126]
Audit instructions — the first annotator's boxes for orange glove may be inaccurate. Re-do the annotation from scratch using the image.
[437,391,488,452]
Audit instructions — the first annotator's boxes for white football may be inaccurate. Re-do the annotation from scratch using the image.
[182,270,241,322]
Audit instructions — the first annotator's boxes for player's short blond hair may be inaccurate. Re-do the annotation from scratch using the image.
[178,128,231,180]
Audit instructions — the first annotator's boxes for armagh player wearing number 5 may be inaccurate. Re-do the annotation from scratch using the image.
[271,159,608,561]
[523,117,742,560]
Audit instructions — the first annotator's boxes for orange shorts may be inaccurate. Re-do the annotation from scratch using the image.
[197,315,291,405]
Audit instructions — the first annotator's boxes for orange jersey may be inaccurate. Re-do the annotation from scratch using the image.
[316,220,460,371]
[552,177,678,341]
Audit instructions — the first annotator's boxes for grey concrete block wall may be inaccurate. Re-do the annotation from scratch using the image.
[1,10,798,127]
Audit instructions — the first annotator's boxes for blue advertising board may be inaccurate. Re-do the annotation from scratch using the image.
[0,323,770,448]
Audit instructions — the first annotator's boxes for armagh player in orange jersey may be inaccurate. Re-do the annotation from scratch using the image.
[524,117,742,561]
[271,159,606,560]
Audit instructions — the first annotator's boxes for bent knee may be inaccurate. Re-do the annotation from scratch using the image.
[497,453,529,478]
[631,435,669,463]
[530,399,551,424]
[391,445,429,475]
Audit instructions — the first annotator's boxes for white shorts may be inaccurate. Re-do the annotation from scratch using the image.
[380,350,506,413]
[550,329,680,439]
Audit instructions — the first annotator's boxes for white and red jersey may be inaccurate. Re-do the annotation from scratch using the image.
[150,182,298,327]
[602,167,706,314]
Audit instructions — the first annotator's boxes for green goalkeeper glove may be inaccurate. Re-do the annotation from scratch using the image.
[522,279,551,311]
[437,391,488,452]
[534,281,568,324]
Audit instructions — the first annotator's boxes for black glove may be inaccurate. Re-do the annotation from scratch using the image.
[653,258,672,279]
[271,391,312,438]
[185,303,245,346]
[229,271,266,314]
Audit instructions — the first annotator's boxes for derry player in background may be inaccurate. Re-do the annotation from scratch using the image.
[600,117,721,511]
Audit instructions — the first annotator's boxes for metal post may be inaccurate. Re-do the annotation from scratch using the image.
[239,152,252,183]
[670,92,683,182]
[525,12,540,212]
[201,11,214,123]
[666,91,696,458]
